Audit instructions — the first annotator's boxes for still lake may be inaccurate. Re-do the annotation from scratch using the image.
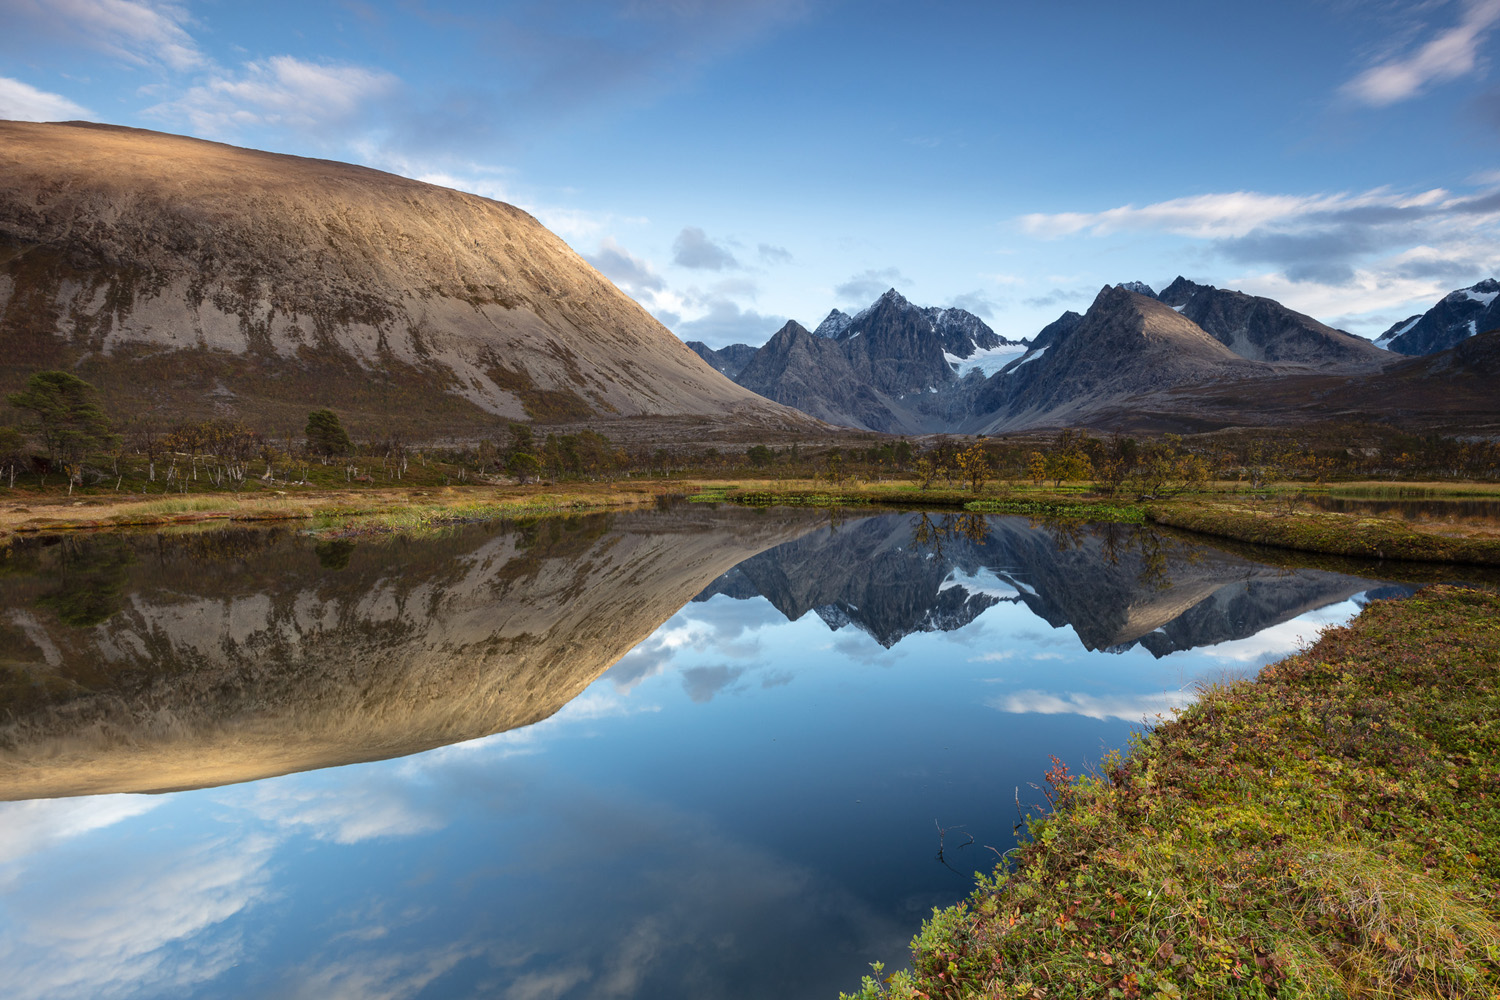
[0,506,1423,999]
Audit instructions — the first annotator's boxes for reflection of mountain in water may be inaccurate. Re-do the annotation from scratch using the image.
[695,513,1393,653]
[0,508,817,800]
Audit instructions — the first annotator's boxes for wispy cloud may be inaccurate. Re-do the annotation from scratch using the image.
[1343,0,1500,106]
[149,55,399,136]
[1018,183,1500,328]
[0,77,93,121]
[1,0,204,71]
[993,688,1195,723]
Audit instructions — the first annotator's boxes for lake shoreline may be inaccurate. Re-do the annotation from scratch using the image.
[845,584,1500,999]
[5,479,1500,568]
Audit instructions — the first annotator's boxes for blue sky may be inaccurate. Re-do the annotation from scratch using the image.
[2,1,1498,347]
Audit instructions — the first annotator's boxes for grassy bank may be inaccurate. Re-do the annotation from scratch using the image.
[0,481,688,540]
[1148,500,1500,567]
[845,586,1500,1000]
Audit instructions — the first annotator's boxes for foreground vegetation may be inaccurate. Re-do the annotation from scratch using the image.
[846,586,1500,1000]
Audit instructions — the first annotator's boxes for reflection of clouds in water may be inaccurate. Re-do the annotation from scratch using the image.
[680,664,745,703]
[505,964,590,1000]
[251,779,444,844]
[0,794,158,877]
[607,595,781,692]
[994,688,1196,722]
[969,650,1015,662]
[0,832,276,1000]
[1190,601,1358,666]
[832,632,903,667]
[280,942,487,1000]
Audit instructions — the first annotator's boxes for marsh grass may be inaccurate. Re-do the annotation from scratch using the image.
[845,587,1500,1000]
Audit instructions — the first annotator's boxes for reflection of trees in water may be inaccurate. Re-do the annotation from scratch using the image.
[314,539,356,571]
[909,512,991,557]
[36,536,136,627]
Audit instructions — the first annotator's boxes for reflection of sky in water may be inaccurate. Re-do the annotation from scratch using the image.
[0,574,1375,999]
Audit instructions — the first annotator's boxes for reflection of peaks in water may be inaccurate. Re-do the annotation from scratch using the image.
[1,509,1406,800]
[0,509,816,800]
[695,513,1389,655]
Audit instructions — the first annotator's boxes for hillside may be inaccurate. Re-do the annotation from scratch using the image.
[969,286,1270,432]
[0,507,818,799]
[1156,277,1389,369]
[0,121,804,437]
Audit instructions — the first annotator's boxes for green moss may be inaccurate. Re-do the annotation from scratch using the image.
[846,587,1500,1000]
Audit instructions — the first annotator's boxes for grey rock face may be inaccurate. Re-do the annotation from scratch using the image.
[1375,279,1500,356]
[971,286,1263,431]
[686,341,759,379]
[1156,276,1389,370]
[812,309,853,338]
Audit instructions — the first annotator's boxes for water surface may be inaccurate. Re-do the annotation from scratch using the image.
[0,508,1417,999]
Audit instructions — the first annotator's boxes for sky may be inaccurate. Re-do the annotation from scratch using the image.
[2,0,1499,348]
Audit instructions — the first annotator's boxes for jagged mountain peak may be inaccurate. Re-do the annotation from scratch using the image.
[812,309,853,338]
[1377,277,1500,356]
[1116,281,1157,298]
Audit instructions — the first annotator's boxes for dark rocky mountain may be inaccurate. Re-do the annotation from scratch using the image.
[1374,279,1500,355]
[1028,310,1084,351]
[694,511,1387,656]
[968,286,1267,432]
[1118,281,1157,298]
[812,309,853,338]
[686,340,759,379]
[729,290,1014,432]
[1156,277,1389,370]
[0,121,807,438]
[733,320,910,430]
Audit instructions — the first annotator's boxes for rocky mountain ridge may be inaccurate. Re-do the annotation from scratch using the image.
[1375,279,1500,356]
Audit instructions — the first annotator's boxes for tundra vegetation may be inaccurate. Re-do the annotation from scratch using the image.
[3,369,1500,564]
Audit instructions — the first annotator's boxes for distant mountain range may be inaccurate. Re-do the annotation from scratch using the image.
[695,512,1401,655]
[690,277,1500,435]
[0,121,809,437]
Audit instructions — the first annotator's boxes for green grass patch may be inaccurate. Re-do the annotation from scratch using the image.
[845,586,1500,1000]
[1149,501,1500,566]
[964,499,1146,523]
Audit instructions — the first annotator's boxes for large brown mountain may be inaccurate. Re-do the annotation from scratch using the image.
[0,507,820,800]
[0,121,803,436]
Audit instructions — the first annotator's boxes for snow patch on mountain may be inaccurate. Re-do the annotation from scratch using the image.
[1375,314,1421,349]
[946,343,1028,376]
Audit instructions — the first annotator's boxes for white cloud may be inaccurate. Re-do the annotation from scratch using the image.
[1018,182,1500,331]
[250,781,443,845]
[1343,0,1500,106]
[151,56,399,136]
[2,0,204,71]
[0,77,94,121]
[1018,188,1448,240]
[993,688,1195,723]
